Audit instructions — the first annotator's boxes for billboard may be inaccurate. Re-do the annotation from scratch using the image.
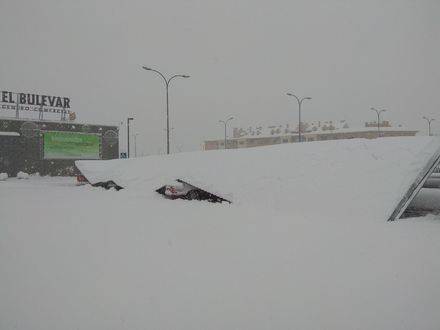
[1,90,72,118]
[43,131,100,160]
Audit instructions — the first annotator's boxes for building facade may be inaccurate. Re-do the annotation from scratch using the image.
[204,121,418,150]
[0,118,119,176]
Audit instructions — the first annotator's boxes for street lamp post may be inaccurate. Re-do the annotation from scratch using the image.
[219,116,234,149]
[142,66,190,155]
[163,127,174,152]
[370,107,386,138]
[134,133,139,157]
[286,93,311,142]
[422,116,435,136]
[127,117,134,158]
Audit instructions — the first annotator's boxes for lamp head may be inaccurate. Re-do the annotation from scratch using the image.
[142,66,152,71]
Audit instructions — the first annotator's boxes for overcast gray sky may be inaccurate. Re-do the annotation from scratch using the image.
[1,0,439,154]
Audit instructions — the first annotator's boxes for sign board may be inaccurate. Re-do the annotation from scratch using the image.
[43,131,100,160]
[1,90,71,115]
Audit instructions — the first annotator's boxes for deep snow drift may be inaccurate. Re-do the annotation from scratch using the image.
[77,137,440,222]
[2,137,440,330]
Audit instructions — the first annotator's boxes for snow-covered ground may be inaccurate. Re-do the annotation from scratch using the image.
[2,137,440,329]
[1,182,440,328]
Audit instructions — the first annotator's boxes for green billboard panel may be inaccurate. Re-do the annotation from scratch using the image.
[43,131,100,160]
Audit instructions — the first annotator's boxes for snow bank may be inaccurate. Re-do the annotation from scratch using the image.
[77,137,440,222]
[0,173,8,181]
[16,171,29,179]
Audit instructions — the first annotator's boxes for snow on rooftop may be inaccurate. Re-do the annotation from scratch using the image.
[0,116,120,128]
[0,131,20,136]
[77,136,440,222]
[231,121,413,139]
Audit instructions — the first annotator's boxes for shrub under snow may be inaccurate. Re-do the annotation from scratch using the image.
[16,171,30,179]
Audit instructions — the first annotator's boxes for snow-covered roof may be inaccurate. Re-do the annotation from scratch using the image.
[76,137,440,222]
[0,116,119,128]
[232,121,414,139]
[0,131,20,136]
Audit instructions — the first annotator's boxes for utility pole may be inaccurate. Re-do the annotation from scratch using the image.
[142,66,190,155]
[219,116,234,149]
[286,93,312,142]
[127,117,133,158]
[370,107,386,138]
[422,116,435,136]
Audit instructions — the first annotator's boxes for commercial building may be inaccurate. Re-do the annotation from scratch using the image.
[0,118,119,176]
[204,120,418,150]
[0,89,119,176]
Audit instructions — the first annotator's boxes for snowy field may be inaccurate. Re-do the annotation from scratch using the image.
[2,137,440,330]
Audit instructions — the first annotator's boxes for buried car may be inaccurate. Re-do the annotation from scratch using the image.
[156,179,231,203]
[76,174,123,190]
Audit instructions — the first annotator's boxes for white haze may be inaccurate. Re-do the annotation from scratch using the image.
[0,0,439,155]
